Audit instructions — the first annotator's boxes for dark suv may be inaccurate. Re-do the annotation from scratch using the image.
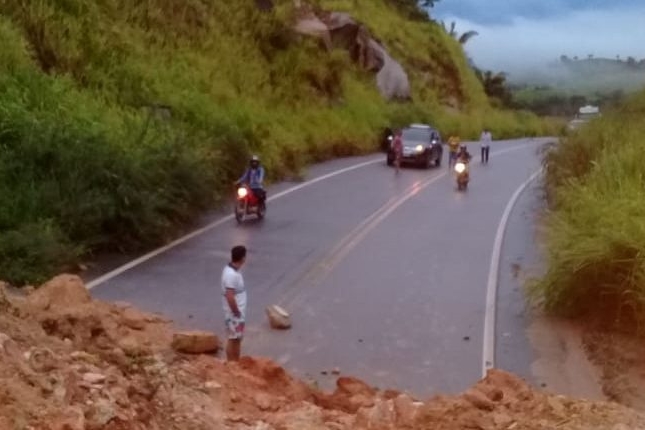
[387,124,443,168]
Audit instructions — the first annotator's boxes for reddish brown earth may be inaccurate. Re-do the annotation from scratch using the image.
[1,275,643,430]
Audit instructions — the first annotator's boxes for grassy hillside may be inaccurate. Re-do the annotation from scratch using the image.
[0,0,552,284]
[531,88,645,332]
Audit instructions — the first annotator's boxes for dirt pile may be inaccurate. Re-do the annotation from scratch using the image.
[1,275,644,430]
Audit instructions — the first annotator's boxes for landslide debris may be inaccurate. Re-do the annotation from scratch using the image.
[0,275,643,430]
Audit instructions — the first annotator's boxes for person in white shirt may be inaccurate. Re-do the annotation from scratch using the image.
[480,129,492,164]
[221,245,247,361]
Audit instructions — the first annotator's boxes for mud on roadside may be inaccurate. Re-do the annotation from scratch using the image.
[582,329,645,411]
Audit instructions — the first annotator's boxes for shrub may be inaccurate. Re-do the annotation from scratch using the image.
[531,89,645,332]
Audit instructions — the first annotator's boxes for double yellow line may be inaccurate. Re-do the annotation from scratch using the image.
[279,171,447,310]
[277,143,536,311]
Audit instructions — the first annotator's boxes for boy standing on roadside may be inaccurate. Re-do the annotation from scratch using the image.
[221,245,247,361]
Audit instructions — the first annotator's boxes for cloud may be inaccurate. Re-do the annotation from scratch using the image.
[432,0,645,25]
[436,5,645,72]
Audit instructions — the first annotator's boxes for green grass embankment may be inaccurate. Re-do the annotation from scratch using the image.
[532,89,645,332]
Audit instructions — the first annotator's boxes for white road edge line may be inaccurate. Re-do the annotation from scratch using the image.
[86,158,382,289]
[482,167,543,378]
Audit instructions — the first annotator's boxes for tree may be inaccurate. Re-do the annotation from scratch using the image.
[474,68,512,106]
[458,30,479,45]
[440,21,478,45]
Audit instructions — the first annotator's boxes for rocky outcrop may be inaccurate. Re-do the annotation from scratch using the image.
[294,7,410,100]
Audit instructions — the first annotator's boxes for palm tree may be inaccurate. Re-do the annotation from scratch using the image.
[458,30,479,45]
[474,69,511,105]
[440,21,478,45]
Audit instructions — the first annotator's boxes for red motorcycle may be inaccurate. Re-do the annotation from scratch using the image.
[235,183,266,223]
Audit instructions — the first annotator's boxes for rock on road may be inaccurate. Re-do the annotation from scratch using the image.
[90,138,550,397]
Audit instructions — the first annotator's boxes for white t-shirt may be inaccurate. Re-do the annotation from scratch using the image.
[221,265,247,319]
[480,131,492,147]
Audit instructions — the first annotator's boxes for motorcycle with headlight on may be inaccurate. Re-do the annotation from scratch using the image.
[454,160,469,191]
[234,183,266,223]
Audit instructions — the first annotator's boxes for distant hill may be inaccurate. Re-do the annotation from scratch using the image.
[508,56,645,94]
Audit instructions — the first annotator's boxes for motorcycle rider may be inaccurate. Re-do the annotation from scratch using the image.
[237,155,266,204]
[456,145,472,163]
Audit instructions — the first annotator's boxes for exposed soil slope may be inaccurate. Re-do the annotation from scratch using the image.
[0,275,642,430]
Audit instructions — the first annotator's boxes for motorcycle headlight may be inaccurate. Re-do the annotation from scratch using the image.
[431,140,438,145]
[415,144,424,152]
[237,187,248,198]
[455,162,466,173]
[388,136,393,141]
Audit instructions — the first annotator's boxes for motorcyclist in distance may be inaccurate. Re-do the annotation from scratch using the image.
[237,155,266,204]
[456,145,472,163]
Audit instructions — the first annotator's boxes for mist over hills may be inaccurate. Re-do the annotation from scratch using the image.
[506,56,645,94]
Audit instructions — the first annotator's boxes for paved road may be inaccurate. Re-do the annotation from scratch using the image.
[91,138,549,397]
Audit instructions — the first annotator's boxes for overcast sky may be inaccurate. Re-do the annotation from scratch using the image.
[431,0,645,73]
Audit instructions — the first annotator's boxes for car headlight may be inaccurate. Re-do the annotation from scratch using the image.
[415,144,424,152]
[237,187,248,198]
[455,162,466,173]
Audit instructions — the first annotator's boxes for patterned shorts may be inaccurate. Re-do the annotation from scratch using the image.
[225,316,246,340]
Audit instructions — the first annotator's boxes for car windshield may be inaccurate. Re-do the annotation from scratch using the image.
[401,128,429,143]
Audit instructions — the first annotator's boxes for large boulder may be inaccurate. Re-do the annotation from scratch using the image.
[294,11,332,50]
[293,7,410,100]
[171,331,220,354]
[266,305,292,329]
[27,274,91,311]
[371,40,411,100]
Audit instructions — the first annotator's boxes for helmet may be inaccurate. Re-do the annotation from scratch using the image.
[250,155,260,168]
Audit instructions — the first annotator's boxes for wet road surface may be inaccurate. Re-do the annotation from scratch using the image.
[91,138,550,397]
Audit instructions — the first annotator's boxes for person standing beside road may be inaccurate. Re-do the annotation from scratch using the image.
[480,129,492,164]
[392,129,403,174]
[221,245,248,361]
[447,134,460,168]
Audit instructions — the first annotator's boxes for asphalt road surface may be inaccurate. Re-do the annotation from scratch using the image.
[90,138,550,397]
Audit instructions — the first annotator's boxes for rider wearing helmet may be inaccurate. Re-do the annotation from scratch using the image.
[237,155,266,204]
[457,145,471,163]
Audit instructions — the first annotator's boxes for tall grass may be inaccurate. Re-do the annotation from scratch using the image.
[0,1,552,284]
[531,89,645,332]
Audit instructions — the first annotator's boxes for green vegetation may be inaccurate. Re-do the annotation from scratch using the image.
[510,56,645,117]
[531,88,645,332]
[0,0,552,284]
